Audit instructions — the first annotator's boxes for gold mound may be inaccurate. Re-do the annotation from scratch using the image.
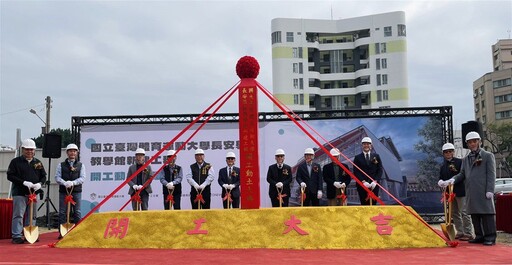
[56,206,446,249]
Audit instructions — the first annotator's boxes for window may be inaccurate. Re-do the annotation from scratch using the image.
[495,94,512,104]
[300,94,304,105]
[271,31,281,44]
[377,90,382,102]
[299,62,303,74]
[293,48,298,58]
[479,86,484,95]
[377,74,381,86]
[398,24,406,36]
[382,74,388,85]
[294,94,299,104]
[383,90,389,100]
[496,110,512,120]
[493,78,512,88]
[299,78,304,90]
[376,59,381,70]
[384,26,392,37]
[293,63,298,73]
[381,58,387,69]
[293,79,299,89]
[481,100,485,109]
[375,43,380,54]
[286,32,294,42]
[381,43,387,53]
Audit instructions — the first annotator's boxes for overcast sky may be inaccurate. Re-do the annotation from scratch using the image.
[1,0,511,148]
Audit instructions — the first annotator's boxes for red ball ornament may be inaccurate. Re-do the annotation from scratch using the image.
[236,56,260,79]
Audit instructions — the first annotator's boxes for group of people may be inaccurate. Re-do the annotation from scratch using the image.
[7,130,497,246]
[438,131,497,246]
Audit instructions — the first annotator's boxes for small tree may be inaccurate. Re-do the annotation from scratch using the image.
[486,122,512,177]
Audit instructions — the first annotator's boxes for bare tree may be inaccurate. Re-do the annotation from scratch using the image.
[414,117,444,191]
[485,122,512,178]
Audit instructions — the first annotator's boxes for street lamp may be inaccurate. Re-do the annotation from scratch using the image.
[29,108,47,134]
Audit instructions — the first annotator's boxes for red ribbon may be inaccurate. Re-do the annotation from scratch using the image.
[194,194,205,204]
[223,193,233,202]
[165,194,174,204]
[65,195,76,205]
[131,194,142,203]
[448,241,459,247]
[27,194,37,204]
[441,192,456,203]
[277,193,287,201]
[336,194,347,203]
[365,192,378,202]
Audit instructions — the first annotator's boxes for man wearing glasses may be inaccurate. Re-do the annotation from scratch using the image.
[218,152,240,208]
[266,149,292,207]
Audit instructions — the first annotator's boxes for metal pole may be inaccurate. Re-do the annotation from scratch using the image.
[45,96,51,134]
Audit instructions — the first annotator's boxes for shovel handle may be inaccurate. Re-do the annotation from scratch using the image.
[276,186,283,208]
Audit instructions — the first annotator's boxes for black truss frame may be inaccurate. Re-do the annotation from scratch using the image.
[72,106,453,148]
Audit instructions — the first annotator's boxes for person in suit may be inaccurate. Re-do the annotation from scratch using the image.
[218,152,241,209]
[127,148,153,211]
[442,131,496,246]
[296,148,323,206]
[437,143,474,241]
[323,148,352,206]
[186,149,215,209]
[266,149,292,207]
[353,137,383,205]
[158,150,182,210]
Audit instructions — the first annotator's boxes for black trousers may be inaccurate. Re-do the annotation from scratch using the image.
[356,185,380,205]
[162,193,181,210]
[190,191,211,209]
[222,195,240,209]
[471,214,496,242]
[302,191,319,206]
[270,194,289,207]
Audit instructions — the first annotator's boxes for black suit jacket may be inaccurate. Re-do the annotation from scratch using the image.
[353,152,383,183]
[266,164,292,197]
[218,166,240,198]
[295,162,323,194]
[323,162,352,199]
[439,157,465,197]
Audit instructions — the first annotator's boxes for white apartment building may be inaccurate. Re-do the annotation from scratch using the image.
[271,11,408,111]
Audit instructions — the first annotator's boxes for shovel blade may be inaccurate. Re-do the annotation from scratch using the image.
[440,224,450,239]
[60,223,75,237]
[446,224,456,241]
[23,226,39,244]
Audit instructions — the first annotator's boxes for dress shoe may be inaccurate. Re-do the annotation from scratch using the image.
[11,238,24,244]
[483,241,496,246]
[468,238,484,244]
[459,235,473,241]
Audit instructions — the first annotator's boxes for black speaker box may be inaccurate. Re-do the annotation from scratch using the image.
[461,121,483,149]
[42,133,62,158]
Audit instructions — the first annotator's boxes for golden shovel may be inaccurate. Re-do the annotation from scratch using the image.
[440,184,456,241]
[60,186,75,237]
[23,188,39,244]
[300,186,305,207]
[340,186,347,206]
[277,186,284,208]
[167,187,174,210]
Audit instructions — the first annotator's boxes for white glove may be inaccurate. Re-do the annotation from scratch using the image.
[276,182,283,188]
[340,182,346,188]
[300,182,307,188]
[132,185,138,191]
[33,183,42,191]
[67,181,75,188]
[334,182,341,188]
[486,192,494,199]
[437,180,445,188]
[139,185,145,190]
[199,183,206,190]
[363,182,371,188]
[222,184,228,189]
[166,182,174,189]
[447,178,455,185]
[193,183,200,190]
[23,181,34,188]
[370,181,377,190]
[317,190,323,199]
[228,184,235,190]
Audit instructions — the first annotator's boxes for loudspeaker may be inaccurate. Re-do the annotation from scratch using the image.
[461,121,483,149]
[42,133,62,158]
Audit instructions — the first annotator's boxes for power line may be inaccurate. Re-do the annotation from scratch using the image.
[0,104,45,116]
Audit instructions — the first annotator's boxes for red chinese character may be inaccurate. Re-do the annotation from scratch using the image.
[103,217,130,239]
[283,215,309,235]
[187,218,208,235]
[370,213,393,235]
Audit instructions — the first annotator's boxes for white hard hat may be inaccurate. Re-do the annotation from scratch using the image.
[135,148,146,155]
[330,148,340,156]
[195,149,205,155]
[361,137,372,144]
[165,150,176,157]
[226,152,236,158]
[275,149,285,156]
[66,144,79,151]
[465,131,481,141]
[21,139,36,149]
[442,143,455,151]
[304,148,314,155]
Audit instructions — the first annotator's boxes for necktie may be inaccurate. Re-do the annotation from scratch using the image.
[228,167,232,181]
[365,153,370,164]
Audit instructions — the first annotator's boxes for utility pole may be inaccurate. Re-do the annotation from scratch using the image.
[45,96,52,134]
